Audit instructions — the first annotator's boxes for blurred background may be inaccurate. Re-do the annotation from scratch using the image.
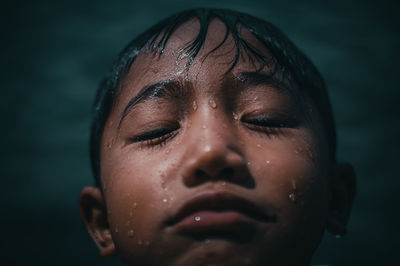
[2,0,398,265]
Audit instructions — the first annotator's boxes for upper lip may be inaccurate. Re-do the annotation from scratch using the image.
[165,191,271,226]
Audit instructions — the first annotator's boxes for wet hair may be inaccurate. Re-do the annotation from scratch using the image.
[90,8,336,186]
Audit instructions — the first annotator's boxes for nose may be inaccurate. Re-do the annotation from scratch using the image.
[180,113,254,188]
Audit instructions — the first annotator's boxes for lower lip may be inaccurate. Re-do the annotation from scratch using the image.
[172,211,259,233]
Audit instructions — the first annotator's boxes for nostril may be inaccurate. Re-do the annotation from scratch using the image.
[194,168,234,180]
[195,169,207,179]
[220,168,234,179]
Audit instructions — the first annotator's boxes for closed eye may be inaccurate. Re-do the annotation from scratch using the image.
[131,126,179,147]
[241,114,298,137]
[243,117,286,128]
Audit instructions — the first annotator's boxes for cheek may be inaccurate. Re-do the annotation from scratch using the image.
[246,132,330,238]
[100,148,172,251]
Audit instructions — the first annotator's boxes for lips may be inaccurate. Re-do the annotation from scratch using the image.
[165,191,272,236]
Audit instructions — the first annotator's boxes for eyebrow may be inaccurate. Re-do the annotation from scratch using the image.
[118,72,293,129]
[118,79,190,129]
[235,71,292,93]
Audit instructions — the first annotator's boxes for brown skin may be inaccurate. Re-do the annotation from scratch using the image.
[80,19,356,266]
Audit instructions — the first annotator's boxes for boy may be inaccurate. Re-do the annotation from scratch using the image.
[80,8,356,266]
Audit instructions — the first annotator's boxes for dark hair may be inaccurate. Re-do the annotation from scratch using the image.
[90,8,336,186]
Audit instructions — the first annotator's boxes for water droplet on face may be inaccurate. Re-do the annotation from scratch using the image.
[253,96,259,102]
[208,98,217,108]
[247,161,251,166]
[107,142,112,149]
[162,198,168,203]
[233,113,239,120]
[289,192,296,203]
[266,160,270,164]
[192,100,198,111]
[133,202,138,209]
[128,230,135,238]
[194,216,201,221]
[178,50,190,60]
[256,144,261,148]
[221,181,226,186]
[295,147,303,155]
[202,125,207,129]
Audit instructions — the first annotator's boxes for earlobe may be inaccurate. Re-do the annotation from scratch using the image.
[327,162,356,237]
[79,186,115,257]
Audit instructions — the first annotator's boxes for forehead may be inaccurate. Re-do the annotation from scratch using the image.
[118,18,275,99]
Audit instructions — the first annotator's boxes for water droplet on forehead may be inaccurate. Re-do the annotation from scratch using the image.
[192,100,198,111]
[178,50,190,60]
[202,125,207,129]
[162,198,168,203]
[294,147,304,155]
[266,160,270,164]
[208,98,217,108]
[256,144,261,148]
[194,216,201,221]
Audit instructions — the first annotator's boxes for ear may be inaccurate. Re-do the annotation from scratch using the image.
[327,162,356,236]
[79,186,115,257]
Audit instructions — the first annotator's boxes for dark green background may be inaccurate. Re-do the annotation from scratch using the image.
[3,0,399,265]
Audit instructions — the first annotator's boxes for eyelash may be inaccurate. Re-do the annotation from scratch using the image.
[131,127,179,147]
[131,116,291,147]
[242,117,289,136]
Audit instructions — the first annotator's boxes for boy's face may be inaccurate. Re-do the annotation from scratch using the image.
[88,19,336,266]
